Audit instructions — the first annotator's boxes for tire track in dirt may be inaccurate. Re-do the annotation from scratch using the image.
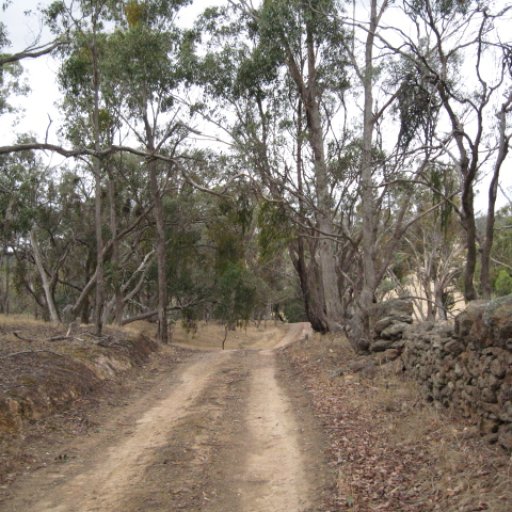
[1,324,331,512]
[238,350,311,512]
[1,350,233,512]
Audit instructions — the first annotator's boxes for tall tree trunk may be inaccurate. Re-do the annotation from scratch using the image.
[294,98,329,332]
[93,171,104,334]
[149,162,168,343]
[435,53,479,301]
[461,184,478,301]
[30,228,60,323]
[303,24,342,331]
[91,17,104,337]
[480,96,511,298]
[283,21,343,332]
[423,275,434,321]
[145,134,169,343]
[290,239,328,333]
[107,169,125,324]
[4,253,10,315]
[348,0,384,353]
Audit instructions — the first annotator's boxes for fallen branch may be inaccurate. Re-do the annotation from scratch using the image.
[0,349,63,359]
[121,310,158,325]
[13,331,75,343]
[47,335,74,342]
[13,331,35,343]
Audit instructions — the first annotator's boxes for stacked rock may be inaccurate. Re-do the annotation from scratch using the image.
[401,297,512,452]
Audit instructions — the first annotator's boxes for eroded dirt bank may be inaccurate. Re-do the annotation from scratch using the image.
[0,323,333,512]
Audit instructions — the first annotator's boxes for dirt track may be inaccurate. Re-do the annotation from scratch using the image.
[1,323,331,512]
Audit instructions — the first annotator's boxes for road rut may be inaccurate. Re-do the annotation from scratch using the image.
[1,324,330,512]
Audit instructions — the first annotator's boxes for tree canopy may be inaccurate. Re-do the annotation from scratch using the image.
[0,0,511,350]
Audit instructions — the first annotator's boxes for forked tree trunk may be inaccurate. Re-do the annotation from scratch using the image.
[30,228,60,323]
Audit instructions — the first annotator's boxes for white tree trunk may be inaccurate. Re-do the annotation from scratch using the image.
[30,228,60,323]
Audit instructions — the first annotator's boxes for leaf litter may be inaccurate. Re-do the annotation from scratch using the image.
[278,333,512,512]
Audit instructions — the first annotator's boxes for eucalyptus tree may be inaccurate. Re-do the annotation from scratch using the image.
[98,0,192,342]
[377,0,512,301]
[0,147,50,316]
[392,165,464,320]
[0,147,93,321]
[253,0,348,334]
[192,0,354,333]
[44,0,120,335]
[271,0,434,350]
[100,153,155,326]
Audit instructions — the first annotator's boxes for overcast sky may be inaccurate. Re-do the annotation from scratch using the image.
[1,0,226,146]
[2,1,511,211]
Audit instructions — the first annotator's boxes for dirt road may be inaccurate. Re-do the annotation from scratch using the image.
[1,323,332,512]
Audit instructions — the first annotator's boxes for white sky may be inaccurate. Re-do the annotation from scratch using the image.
[1,0,511,212]
[0,0,226,145]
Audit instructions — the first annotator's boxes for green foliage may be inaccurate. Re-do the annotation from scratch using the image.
[282,296,307,322]
[257,0,349,92]
[0,144,46,237]
[214,262,257,327]
[0,58,28,115]
[164,194,211,301]
[395,69,439,150]
[428,164,457,240]
[59,40,93,97]
[489,206,512,270]
[105,26,178,108]
[494,269,512,297]
[257,201,293,261]
[195,0,349,102]
[0,19,9,49]
[44,1,66,32]
[408,0,474,18]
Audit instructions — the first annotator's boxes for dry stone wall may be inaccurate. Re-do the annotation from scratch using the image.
[367,299,413,353]
[401,296,512,452]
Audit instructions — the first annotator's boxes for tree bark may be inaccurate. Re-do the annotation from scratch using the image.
[91,14,104,337]
[30,228,60,323]
[290,239,328,333]
[348,0,384,353]
[294,22,342,331]
[434,284,447,321]
[293,97,330,332]
[145,121,169,343]
[480,96,511,298]
[149,161,168,343]
[107,169,125,324]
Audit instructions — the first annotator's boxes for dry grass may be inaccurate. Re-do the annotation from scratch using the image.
[280,333,512,511]
[171,320,286,350]
[0,314,159,433]
[0,314,164,490]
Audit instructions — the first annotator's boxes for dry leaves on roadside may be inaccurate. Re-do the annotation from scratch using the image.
[279,334,512,512]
